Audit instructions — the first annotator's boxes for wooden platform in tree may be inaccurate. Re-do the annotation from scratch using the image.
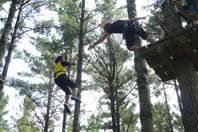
[139,25,198,81]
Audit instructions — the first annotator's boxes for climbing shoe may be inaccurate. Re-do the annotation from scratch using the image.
[64,104,71,114]
[71,96,81,103]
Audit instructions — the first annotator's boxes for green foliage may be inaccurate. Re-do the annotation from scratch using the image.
[152,102,183,132]
[82,114,102,132]
[172,111,184,132]
[86,42,135,89]
[34,20,56,35]
[95,0,127,21]
[10,37,64,131]
[86,39,138,131]
[65,118,73,132]
[145,8,164,40]
[145,18,160,39]
[96,0,116,19]
[0,93,8,132]
[17,96,40,132]
[84,0,139,130]
[0,0,8,6]
[57,1,80,51]
[120,104,138,132]
[153,103,170,132]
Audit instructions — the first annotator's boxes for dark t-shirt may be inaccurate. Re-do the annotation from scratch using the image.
[106,20,148,41]
[106,20,128,34]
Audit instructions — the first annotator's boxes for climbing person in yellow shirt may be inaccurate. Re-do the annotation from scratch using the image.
[54,53,81,114]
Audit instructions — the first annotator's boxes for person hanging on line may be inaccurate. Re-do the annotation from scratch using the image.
[88,17,155,51]
[54,53,81,114]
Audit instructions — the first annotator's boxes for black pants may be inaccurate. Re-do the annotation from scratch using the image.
[124,22,148,50]
[55,74,77,95]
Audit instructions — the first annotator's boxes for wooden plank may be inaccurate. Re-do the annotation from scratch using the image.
[139,25,198,81]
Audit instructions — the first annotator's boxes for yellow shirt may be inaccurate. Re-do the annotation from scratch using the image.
[54,61,67,78]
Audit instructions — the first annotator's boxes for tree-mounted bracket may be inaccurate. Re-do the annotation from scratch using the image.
[139,25,198,81]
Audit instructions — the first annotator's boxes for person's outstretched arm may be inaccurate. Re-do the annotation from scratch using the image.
[88,32,109,50]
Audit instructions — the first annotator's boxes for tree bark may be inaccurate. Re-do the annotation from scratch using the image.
[173,57,198,132]
[116,97,121,132]
[161,0,183,37]
[62,47,73,132]
[161,1,198,131]
[107,38,120,132]
[135,54,153,132]
[72,0,85,131]
[126,0,153,132]
[0,0,18,66]
[62,96,68,132]
[0,0,22,97]
[110,95,117,132]
[44,75,53,132]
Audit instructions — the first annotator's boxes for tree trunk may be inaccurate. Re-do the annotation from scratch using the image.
[161,1,198,131]
[72,0,85,131]
[62,96,68,132]
[0,0,22,97]
[107,38,120,132]
[110,95,117,132]
[44,75,53,132]
[62,48,73,132]
[173,57,198,132]
[161,0,183,37]
[126,0,153,132]
[135,56,153,132]
[116,97,120,132]
[0,0,18,66]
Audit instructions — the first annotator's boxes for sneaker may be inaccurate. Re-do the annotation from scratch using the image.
[64,104,71,114]
[71,96,81,103]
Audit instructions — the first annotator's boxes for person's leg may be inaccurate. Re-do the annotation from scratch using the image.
[64,93,72,114]
[65,77,81,103]
[72,87,78,97]
[125,32,140,51]
[55,75,73,113]
[55,75,72,95]
[59,86,72,114]
[65,93,71,104]
[71,88,81,103]
[132,23,155,43]
[60,87,72,113]
[71,87,81,102]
